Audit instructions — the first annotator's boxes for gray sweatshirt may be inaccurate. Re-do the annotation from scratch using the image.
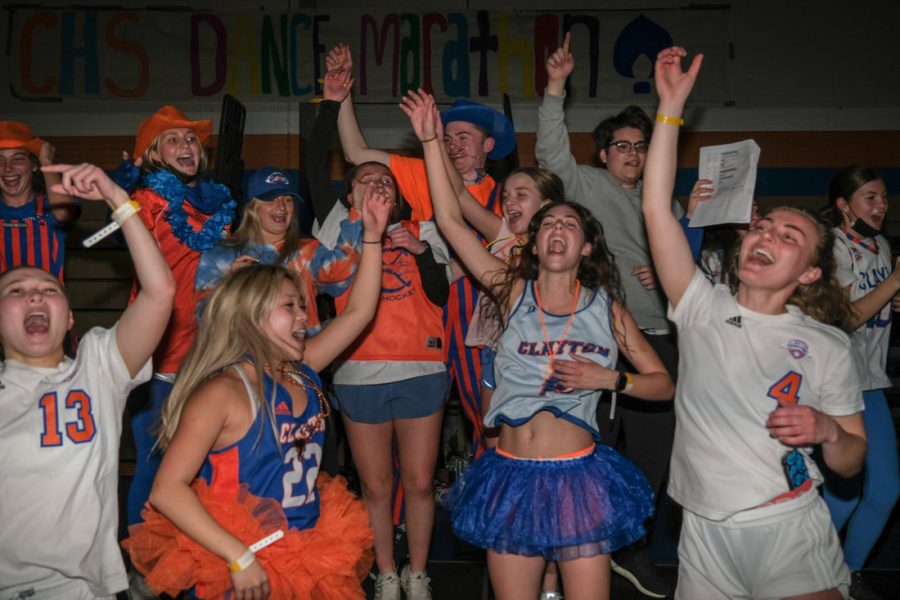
[536,91,681,332]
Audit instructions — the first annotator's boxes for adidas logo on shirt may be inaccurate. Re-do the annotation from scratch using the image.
[725,316,742,328]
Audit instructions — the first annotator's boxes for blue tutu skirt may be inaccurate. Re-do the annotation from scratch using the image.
[445,445,654,560]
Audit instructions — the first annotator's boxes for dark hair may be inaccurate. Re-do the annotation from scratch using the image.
[698,225,742,286]
[339,161,410,222]
[503,166,566,204]
[828,165,884,226]
[492,201,623,327]
[591,105,653,165]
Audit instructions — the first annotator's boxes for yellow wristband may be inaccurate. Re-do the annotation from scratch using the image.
[622,372,635,394]
[228,549,256,573]
[111,200,140,226]
[656,113,684,126]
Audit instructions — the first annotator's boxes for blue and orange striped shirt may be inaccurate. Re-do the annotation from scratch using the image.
[0,194,71,280]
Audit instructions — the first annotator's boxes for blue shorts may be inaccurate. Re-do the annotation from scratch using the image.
[334,371,450,424]
[479,346,496,389]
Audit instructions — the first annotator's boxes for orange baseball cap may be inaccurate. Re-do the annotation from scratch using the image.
[0,121,44,157]
[133,105,213,159]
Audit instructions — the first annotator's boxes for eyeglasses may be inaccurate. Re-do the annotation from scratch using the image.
[607,140,648,154]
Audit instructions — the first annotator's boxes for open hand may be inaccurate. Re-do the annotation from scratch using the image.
[552,355,618,391]
[323,68,354,103]
[399,89,440,143]
[326,43,352,73]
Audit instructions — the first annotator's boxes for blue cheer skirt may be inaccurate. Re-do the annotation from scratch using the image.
[445,444,654,560]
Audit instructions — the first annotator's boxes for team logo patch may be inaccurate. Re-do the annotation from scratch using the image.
[851,249,863,262]
[784,339,809,359]
[264,171,290,185]
[725,315,742,328]
[275,401,291,416]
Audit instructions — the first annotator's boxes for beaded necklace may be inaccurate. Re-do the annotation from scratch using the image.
[264,363,330,452]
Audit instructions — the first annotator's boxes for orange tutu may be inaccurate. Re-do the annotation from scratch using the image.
[122,474,374,599]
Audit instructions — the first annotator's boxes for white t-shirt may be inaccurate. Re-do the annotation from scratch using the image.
[667,270,863,521]
[0,326,151,597]
[832,228,893,391]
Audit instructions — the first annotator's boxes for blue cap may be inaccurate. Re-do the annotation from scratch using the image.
[440,99,516,160]
[245,167,302,202]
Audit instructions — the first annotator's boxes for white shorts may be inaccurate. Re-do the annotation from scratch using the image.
[676,490,850,600]
[1,578,116,600]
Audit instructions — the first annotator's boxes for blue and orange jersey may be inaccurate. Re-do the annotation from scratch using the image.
[334,220,444,363]
[199,365,326,532]
[0,194,70,280]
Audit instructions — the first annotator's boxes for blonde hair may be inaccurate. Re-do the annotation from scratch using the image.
[140,134,209,179]
[225,198,301,265]
[157,265,303,449]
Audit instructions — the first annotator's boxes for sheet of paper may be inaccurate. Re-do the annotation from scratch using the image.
[689,139,761,228]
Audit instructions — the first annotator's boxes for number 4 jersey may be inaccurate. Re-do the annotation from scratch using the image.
[667,270,864,521]
[0,326,151,597]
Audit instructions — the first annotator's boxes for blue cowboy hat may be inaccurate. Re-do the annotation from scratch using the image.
[440,99,516,160]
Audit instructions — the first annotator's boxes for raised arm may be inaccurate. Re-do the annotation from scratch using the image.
[534,33,581,188]
[400,90,506,292]
[45,163,174,377]
[307,68,354,227]
[642,47,703,308]
[328,43,391,167]
[39,142,79,224]
[304,184,390,372]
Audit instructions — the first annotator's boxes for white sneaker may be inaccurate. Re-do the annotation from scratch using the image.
[400,564,433,600]
[373,571,402,600]
[539,592,564,600]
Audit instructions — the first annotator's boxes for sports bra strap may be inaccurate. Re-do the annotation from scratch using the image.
[229,364,259,422]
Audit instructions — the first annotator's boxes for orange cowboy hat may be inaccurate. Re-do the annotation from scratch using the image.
[0,121,45,157]
[133,105,213,159]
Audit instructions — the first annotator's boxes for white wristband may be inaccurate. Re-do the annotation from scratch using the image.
[228,549,256,573]
[227,530,283,574]
[81,201,140,248]
[111,200,140,226]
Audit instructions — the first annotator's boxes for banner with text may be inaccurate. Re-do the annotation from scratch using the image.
[7,7,730,106]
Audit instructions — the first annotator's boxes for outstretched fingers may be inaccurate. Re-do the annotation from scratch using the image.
[399,89,438,141]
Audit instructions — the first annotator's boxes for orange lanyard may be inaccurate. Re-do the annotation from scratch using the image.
[533,279,580,361]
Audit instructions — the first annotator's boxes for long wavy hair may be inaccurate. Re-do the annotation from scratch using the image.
[157,265,302,450]
[491,201,623,328]
[740,206,853,329]
[222,197,301,265]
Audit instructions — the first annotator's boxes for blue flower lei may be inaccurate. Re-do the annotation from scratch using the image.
[146,171,236,252]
